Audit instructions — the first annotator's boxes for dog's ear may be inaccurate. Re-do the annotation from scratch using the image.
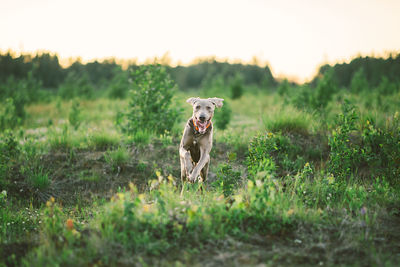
[186,97,200,106]
[208,97,224,108]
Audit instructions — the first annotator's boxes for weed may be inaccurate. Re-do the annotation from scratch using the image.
[129,129,152,146]
[29,167,51,191]
[104,146,130,171]
[214,163,241,197]
[88,130,120,150]
[68,99,82,130]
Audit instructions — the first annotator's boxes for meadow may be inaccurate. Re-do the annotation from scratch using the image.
[1,55,400,266]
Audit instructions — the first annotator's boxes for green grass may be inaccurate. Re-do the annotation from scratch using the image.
[87,130,121,150]
[104,146,130,171]
[29,169,51,190]
[1,90,400,266]
[263,106,316,135]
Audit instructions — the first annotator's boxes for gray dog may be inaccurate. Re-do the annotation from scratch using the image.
[179,97,224,189]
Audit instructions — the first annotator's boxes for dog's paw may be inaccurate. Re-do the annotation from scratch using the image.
[188,173,197,183]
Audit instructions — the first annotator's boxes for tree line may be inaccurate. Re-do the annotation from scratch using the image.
[0,51,276,92]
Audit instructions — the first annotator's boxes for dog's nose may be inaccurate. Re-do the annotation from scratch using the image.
[199,115,206,122]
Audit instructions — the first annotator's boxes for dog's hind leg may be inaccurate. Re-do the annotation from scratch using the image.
[200,161,209,182]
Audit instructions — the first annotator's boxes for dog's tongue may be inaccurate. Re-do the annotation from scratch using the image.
[197,120,207,133]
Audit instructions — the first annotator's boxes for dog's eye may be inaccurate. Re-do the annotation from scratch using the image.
[206,106,212,110]
[195,106,200,110]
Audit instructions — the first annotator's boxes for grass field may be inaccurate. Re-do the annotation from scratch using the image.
[1,82,400,267]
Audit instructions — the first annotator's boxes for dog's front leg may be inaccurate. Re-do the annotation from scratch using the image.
[188,147,210,183]
[179,147,193,178]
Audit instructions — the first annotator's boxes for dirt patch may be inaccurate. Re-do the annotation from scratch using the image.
[32,140,244,205]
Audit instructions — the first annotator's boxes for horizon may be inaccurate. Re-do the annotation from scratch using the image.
[1,0,400,82]
[1,48,399,83]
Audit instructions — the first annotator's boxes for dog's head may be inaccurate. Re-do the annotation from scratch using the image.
[186,97,224,133]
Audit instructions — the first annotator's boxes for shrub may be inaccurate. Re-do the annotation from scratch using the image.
[376,76,398,95]
[289,70,337,112]
[230,73,244,99]
[108,69,129,99]
[277,79,291,96]
[118,64,180,135]
[214,100,231,130]
[58,72,94,100]
[0,131,20,189]
[350,68,369,93]
[68,99,82,130]
[328,100,400,183]
[215,163,241,197]
[248,132,305,176]
[0,98,23,131]
[328,100,360,180]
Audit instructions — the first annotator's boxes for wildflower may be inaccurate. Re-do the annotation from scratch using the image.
[286,209,295,216]
[66,219,74,230]
[142,204,152,213]
[360,207,367,215]
[117,193,125,201]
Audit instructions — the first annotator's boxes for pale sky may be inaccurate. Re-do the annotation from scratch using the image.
[1,0,399,82]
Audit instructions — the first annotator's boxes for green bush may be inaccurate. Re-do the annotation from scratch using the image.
[350,68,369,93]
[376,76,398,95]
[328,100,400,183]
[58,72,94,100]
[248,132,306,176]
[230,73,244,99]
[214,100,231,130]
[68,99,82,130]
[118,64,181,135]
[108,69,129,99]
[0,131,20,189]
[0,98,23,131]
[328,100,360,180]
[277,79,291,96]
[288,70,337,112]
[215,163,241,197]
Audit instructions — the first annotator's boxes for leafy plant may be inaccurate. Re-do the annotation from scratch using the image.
[0,98,24,131]
[230,73,244,99]
[214,99,231,130]
[328,100,359,180]
[68,99,82,130]
[118,64,181,135]
[215,163,241,197]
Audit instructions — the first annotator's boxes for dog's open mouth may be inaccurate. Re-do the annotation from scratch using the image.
[195,118,210,133]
